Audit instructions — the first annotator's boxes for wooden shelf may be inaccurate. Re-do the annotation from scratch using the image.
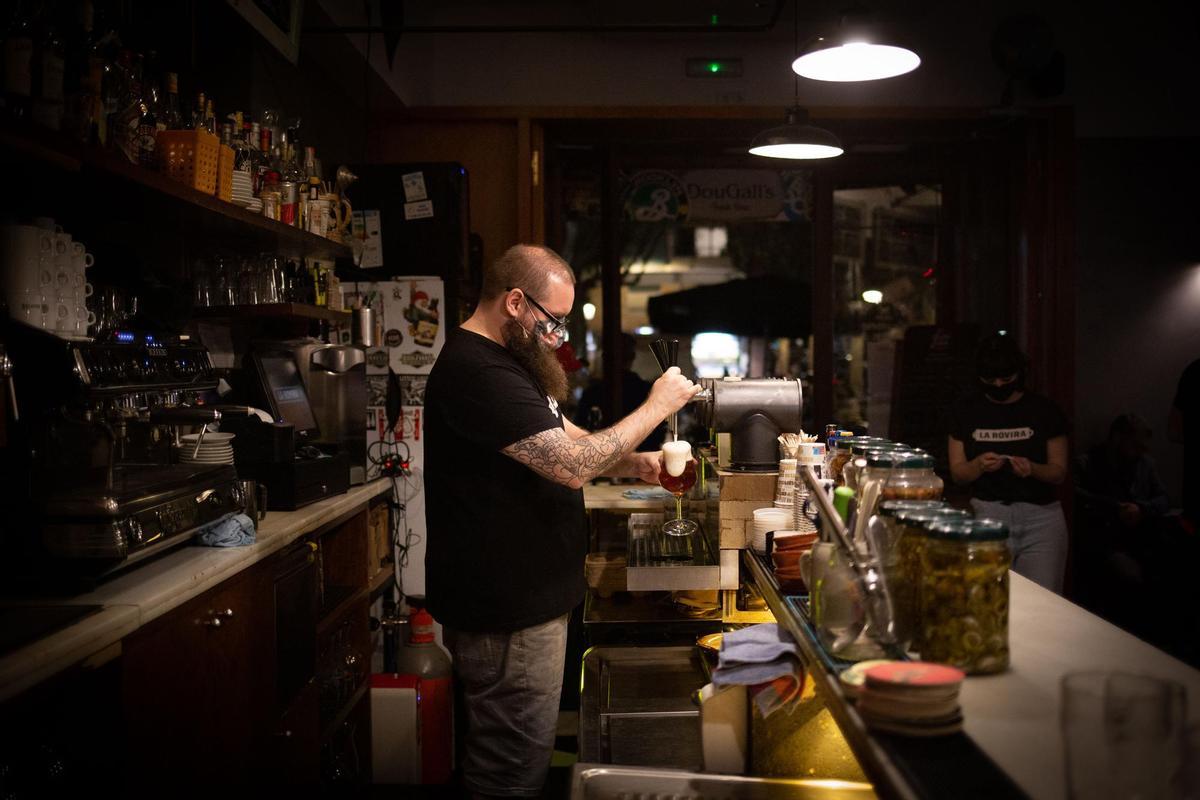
[0,119,351,262]
[368,566,395,597]
[319,681,369,745]
[192,303,351,323]
[318,586,368,636]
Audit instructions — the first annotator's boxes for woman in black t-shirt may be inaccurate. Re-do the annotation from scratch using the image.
[948,334,1071,593]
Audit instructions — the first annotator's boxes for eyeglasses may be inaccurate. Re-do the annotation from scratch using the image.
[507,287,569,342]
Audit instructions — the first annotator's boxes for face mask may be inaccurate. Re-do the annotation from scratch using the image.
[981,373,1024,402]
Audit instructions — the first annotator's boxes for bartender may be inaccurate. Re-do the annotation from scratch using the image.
[424,244,699,798]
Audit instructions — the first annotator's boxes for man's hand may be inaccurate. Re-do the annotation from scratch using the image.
[976,452,1007,473]
[647,367,700,419]
[1118,502,1142,528]
[1009,456,1032,478]
[626,451,662,484]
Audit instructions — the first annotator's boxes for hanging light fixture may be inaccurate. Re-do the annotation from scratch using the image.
[792,8,920,82]
[748,106,842,159]
[748,0,843,160]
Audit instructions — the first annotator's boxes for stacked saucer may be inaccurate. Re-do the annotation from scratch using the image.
[231,171,254,208]
[179,432,235,465]
[751,507,790,554]
[856,661,965,737]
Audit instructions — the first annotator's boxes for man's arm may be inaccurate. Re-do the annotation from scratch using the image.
[504,368,695,489]
[565,417,660,481]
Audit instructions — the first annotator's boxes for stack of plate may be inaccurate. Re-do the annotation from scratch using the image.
[231,171,254,208]
[179,432,235,465]
[855,661,965,737]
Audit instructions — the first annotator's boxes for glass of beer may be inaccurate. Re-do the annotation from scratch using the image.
[660,441,699,537]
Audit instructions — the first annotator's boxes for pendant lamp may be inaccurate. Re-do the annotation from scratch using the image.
[748,106,843,160]
[792,8,920,82]
[748,0,843,160]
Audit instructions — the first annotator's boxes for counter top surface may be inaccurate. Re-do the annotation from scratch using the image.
[584,482,668,510]
[961,572,1200,800]
[0,479,392,702]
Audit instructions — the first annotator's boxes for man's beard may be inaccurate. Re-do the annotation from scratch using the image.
[502,319,569,403]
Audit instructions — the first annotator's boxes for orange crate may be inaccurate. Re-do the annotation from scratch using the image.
[157,129,219,194]
[215,144,234,202]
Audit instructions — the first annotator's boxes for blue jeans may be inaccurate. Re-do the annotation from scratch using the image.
[443,614,568,797]
[972,499,1069,594]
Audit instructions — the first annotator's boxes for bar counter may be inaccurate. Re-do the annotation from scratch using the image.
[0,479,392,701]
[745,551,1200,799]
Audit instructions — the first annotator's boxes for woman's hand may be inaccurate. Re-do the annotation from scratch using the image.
[977,452,1008,473]
[1009,455,1032,477]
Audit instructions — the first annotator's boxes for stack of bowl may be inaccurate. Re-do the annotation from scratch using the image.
[751,507,790,554]
[770,530,820,593]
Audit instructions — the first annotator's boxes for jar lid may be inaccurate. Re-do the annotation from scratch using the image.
[837,435,882,451]
[865,450,906,467]
[878,499,947,517]
[853,440,904,456]
[891,451,936,469]
[894,507,971,526]
[926,517,1009,541]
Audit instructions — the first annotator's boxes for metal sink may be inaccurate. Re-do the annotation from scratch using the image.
[570,764,876,800]
[580,646,707,770]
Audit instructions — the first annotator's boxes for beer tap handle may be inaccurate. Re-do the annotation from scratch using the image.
[649,339,671,373]
[648,339,681,442]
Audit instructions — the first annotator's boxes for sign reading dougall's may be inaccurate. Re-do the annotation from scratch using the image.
[622,169,812,223]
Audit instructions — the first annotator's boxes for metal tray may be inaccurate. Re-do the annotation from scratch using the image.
[627,513,722,591]
[570,764,876,800]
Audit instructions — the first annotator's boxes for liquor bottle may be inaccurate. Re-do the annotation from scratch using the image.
[187,90,203,130]
[135,53,158,167]
[31,6,64,130]
[109,48,140,163]
[2,2,35,121]
[280,135,303,226]
[159,71,181,130]
[203,98,214,134]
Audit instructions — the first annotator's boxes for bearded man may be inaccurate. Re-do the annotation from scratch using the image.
[424,244,698,798]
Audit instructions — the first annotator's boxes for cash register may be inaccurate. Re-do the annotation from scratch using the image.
[222,347,349,510]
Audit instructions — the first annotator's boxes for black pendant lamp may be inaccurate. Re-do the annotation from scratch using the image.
[792,7,920,82]
[748,106,843,160]
[748,0,843,161]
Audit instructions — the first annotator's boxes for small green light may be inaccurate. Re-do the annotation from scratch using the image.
[709,62,721,73]
[711,13,719,25]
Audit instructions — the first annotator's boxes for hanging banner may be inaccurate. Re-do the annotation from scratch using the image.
[622,169,811,223]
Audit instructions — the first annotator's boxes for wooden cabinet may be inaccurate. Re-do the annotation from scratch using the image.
[121,559,275,787]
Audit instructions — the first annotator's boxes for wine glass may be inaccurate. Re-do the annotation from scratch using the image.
[659,441,699,537]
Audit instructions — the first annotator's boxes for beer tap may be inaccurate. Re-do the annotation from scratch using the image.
[649,339,678,441]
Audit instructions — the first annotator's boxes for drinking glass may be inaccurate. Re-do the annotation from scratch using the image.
[658,441,698,537]
[1061,671,1188,800]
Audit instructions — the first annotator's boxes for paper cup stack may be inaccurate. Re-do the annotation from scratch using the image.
[774,458,797,508]
[179,432,236,465]
[855,661,965,737]
[751,507,790,554]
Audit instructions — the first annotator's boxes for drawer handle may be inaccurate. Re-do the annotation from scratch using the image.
[200,608,234,627]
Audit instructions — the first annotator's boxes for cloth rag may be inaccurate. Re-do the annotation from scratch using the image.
[713,624,805,717]
[621,487,674,500]
[194,513,256,547]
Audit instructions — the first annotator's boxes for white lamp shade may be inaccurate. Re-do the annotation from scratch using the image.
[793,41,920,82]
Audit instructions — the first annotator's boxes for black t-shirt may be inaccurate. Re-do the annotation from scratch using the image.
[950,391,1069,505]
[424,329,587,632]
[1175,358,1200,519]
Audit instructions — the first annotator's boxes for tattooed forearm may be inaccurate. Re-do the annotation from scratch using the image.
[504,427,628,489]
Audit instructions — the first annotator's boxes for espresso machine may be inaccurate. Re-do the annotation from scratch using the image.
[1,323,243,574]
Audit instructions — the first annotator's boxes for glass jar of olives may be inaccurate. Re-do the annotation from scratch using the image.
[893,507,972,653]
[919,518,1011,674]
[880,451,944,502]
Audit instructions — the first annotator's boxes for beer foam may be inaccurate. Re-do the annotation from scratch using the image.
[663,440,692,477]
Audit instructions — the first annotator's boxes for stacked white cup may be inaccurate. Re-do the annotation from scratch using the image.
[752,507,791,554]
[1,220,95,338]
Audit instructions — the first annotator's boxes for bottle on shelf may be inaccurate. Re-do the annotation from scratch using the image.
[2,2,35,121]
[159,70,181,130]
[135,52,158,167]
[109,48,140,164]
[31,5,65,131]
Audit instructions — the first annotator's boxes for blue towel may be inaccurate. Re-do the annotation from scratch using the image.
[194,513,256,547]
[712,624,805,717]
[621,487,674,500]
